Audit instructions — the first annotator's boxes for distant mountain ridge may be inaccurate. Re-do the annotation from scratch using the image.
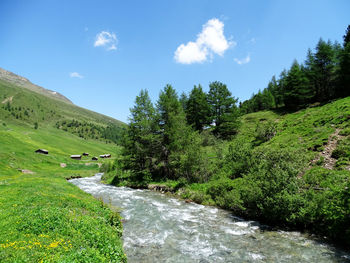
[0,67,73,104]
[0,67,125,144]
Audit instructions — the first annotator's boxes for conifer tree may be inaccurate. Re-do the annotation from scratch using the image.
[207,81,239,138]
[284,60,312,110]
[338,25,350,97]
[307,39,338,101]
[122,89,160,181]
[157,84,204,180]
[186,84,211,131]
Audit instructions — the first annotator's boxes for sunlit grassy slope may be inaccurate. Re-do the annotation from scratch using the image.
[0,79,124,128]
[0,80,127,262]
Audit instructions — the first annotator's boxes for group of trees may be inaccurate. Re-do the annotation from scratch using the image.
[240,26,350,113]
[121,83,240,183]
[55,119,124,143]
[182,81,240,137]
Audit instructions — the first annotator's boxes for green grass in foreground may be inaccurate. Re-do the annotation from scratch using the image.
[0,122,126,262]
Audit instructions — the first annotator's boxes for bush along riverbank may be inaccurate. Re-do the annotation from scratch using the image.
[102,94,350,250]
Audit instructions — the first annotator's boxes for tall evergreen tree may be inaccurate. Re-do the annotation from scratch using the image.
[307,39,338,101]
[338,25,350,97]
[207,81,239,138]
[186,84,211,131]
[267,76,282,107]
[284,61,312,110]
[157,85,187,178]
[122,89,160,181]
[157,84,205,180]
[179,92,188,112]
[344,25,350,47]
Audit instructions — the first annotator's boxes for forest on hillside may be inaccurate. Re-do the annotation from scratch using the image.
[240,25,350,113]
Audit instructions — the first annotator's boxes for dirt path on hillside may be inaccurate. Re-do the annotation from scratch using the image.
[314,128,345,170]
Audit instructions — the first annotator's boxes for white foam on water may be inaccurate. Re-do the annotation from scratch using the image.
[233,221,249,227]
[224,228,251,236]
[168,198,181,206]
[249,252,264,260]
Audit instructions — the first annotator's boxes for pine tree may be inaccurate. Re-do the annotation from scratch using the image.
[179,92,188,112]
[207,81,239,138]
[267,76,282,107]
[185,84,211,131]
[156,84,204,180]
[122,89,160,181]
[338,25,350,97]
[284,60,312,110]
[307,39,338,101]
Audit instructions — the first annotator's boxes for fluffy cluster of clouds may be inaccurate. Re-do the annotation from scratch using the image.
[94,31,117,51]
[174,18,235,64]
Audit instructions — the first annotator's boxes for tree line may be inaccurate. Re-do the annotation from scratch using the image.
[121,82,240,183]
[240,25,350,113]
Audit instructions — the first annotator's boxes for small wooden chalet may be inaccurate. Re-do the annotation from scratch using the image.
[35,149,48,154]
[99,154,111,159]
[82,153,89,156]
[70,155,82,160]
[92,156,98,161]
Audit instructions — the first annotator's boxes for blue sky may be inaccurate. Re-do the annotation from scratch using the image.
[0,0,349,122]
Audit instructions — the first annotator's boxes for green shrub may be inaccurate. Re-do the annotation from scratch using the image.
[331,137,350,159]
[222,138,252,179]
[339,128,350,136]
[254,120,277,145]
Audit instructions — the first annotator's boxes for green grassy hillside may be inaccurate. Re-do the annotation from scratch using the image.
[0,79,125,143]
[0,79,127,262]
[110,96,350,247]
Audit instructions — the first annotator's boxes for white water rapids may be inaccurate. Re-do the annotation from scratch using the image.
[70,174,350,262]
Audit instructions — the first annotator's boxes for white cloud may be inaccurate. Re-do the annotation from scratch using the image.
[94,31,118,51]
[70,72,84,79]
[174,18,234,64]
[234,54,251,65]
[174,41,208,64]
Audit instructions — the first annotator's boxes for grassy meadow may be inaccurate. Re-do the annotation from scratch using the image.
[0,80,127,262]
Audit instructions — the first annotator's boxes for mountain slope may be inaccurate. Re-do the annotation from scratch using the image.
[0,75,125,143]
[0,68,73,104]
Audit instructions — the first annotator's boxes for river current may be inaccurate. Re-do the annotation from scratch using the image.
[70,174,350,262]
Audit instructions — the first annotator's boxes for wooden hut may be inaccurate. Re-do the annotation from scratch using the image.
[99,154,111,158]
[35,149,48,154]
[70,155,81,160]
[82,153,89,156]
[92,156,98,161]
